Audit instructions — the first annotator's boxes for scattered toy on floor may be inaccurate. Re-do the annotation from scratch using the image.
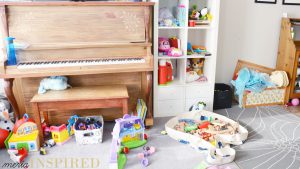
[43,139,56,148]
[160,130,167,135]
[109,114,148,169]
[50,124,70,145]
[40,147,47,155]
[137,146,156,167]
[67,115,79,136]
[0,128,9,148]
[8,147,28,163]
[7,114,39,152]
[189,101,206,111]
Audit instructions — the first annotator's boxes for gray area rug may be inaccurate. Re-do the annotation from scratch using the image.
[216,106,300,169]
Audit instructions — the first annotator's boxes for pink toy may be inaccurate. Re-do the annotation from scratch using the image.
[137,146,156,167]
[158,37,170,52]
[292,98,300,106]
[167,47,183,57]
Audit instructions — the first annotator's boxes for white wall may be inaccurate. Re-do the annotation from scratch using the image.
[216,0,300,84]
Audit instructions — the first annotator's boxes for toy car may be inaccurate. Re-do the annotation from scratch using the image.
[43,139,56,148]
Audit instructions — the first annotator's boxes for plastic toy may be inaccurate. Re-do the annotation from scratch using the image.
[165,110,248,165]
[40,147,47,155]
[38,76,71,94]
[292,98,300,106]
[7,114,39,152]
[0,128,9,148]
[6,37,17,66]
[191,58,205,76]
[189,101,207,111]
[50,124,70,145]
[158,37,170,53]
[160,130,167,135]
[43,139,56,148]
[168,47,183,57]
[137,146,155,167]
[159,59,173,85]
[67,115,78,136]
[8,148,28,163]
[177,4,186,27]
[0,110,14,132]
[109,114,147,169]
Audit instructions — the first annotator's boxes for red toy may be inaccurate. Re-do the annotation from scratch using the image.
[8,147,28,163]
[0,128,9,148]
[123,147,129,154]
[158,59,173,85]
[198,121,210,129]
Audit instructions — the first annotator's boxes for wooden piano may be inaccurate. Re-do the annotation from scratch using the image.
[0,1,154,126]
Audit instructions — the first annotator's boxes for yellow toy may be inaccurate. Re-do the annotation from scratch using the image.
[50,124,70,145]
[7,114,39,152]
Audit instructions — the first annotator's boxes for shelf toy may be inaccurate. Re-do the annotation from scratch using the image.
[7,147,28,163]
[158,59,173,85]
[49,124,70,145]
[177,4,186,27]
[158,37,170,54]
[7,114,39,152]
[38,76,71,94]
[109,114,148,169]
[191,58,205,76]
[159,7,180,27]
[189,5,213,24]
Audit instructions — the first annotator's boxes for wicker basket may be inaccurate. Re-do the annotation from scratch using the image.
[233,60,286,108]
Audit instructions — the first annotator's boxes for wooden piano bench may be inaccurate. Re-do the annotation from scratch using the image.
[30,85,129,144]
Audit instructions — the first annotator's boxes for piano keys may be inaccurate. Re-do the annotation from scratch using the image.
[17,58,146,69]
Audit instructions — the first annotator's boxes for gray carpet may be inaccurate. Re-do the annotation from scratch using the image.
[0,116,239,169]
[1,105,299,169]
[216,106,300,169]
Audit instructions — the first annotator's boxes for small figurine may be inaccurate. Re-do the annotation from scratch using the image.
[137,146,156,167]
[40,147,47,155]
[43,139,56,148]
[158,37,171,54]
[190,58,205,76]
[67,115,78,136]
[168,47,183,57]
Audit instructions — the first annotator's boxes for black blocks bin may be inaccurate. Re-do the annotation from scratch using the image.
[214,83,233,110]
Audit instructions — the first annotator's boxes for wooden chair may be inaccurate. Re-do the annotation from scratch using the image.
[31,85,129,143]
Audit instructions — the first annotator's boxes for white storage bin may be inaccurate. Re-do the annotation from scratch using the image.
[74,116,104,144]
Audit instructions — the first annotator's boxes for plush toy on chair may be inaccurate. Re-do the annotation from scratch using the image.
[38,76,71,94]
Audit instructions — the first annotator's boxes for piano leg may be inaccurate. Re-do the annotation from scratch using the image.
[142,72,153,127]
[4,78,20,120]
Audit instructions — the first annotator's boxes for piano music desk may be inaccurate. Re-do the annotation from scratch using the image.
[30,85,129,143]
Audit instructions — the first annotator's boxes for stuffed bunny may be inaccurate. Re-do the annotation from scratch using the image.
[38,76,71,94]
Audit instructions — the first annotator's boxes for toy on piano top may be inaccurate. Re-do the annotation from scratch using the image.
[109,114,149,169]
[38,76,71,94]
[7,114,40,152]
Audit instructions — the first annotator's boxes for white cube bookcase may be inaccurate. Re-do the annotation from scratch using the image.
[152,0,220,117]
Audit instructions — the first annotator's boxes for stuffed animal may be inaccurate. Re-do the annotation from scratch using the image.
[186,71,200,83]
[0,110,14,132]
[38,76,71,94]
[158,37,170,53]
[191,58,205,76]
[189,101,206,111]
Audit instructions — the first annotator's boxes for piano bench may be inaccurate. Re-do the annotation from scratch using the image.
[30,85,129,144]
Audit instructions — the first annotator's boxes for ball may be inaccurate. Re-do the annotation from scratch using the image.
[292,98,300,106]
[0,129,9,149]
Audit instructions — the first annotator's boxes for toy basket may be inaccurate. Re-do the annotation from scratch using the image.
[74,116,104,145]
[233,60,286,108]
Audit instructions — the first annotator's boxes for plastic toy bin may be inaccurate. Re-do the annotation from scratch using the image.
[213,83,233,110]
[74,116,104,145]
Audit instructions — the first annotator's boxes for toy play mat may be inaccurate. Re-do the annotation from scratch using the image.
[165,110,248,165]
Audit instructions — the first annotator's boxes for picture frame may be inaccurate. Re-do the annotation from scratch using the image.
[255,0,277,4]
[283,0,300,5]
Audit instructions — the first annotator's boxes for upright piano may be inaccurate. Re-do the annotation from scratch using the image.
[0,1,154,126]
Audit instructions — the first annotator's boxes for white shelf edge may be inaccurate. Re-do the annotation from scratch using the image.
[157,55,212,59]
[158,26,186,30]
[188,25,211,30]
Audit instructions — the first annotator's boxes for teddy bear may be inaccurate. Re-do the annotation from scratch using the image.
[190,58,205,76]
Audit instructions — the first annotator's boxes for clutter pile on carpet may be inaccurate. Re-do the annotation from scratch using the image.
[165,110,248,166]
[231,67,288,107]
